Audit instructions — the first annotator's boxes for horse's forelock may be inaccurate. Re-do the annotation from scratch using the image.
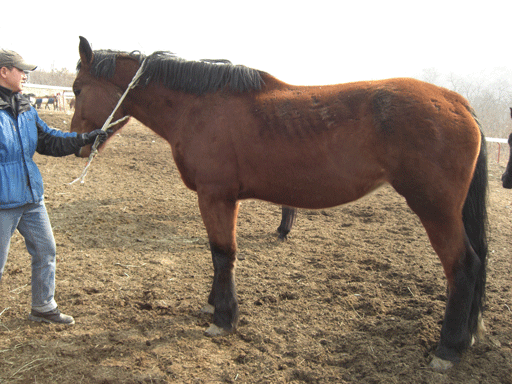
[77,50,145,79]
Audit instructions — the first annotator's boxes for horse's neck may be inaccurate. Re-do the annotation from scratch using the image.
[126,87,194,139]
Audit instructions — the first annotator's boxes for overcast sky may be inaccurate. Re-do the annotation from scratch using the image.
[2,0,509,85]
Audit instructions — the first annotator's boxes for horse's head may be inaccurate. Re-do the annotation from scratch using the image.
[70,37,132,157]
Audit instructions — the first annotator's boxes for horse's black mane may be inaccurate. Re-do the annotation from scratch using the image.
[78,49,265,95]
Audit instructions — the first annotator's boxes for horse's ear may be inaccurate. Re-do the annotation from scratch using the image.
[78,36,93,67]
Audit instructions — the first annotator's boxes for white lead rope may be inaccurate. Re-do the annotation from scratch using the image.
[69,58,147,185]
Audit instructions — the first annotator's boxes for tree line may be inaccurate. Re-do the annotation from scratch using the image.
[28,68,75,88]
[422,67,512,138]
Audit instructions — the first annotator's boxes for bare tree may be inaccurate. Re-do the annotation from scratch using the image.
[421,69,512,138]
[28,68,76,87]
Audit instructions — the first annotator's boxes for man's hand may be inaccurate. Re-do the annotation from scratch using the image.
[78,129,111,146]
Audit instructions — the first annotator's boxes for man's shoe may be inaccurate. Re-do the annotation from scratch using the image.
[28,308,75,325]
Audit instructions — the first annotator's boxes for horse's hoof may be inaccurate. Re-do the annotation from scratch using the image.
[205,323,232,337]
[429,356,454,371]
[276,231,288,241]
[201,304,215,314]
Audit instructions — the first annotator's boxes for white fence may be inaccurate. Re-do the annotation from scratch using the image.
[22,83,74,111]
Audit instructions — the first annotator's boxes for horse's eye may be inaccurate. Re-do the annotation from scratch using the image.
[73,89,81,97]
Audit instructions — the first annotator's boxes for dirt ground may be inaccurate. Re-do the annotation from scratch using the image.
[0,109,511,383]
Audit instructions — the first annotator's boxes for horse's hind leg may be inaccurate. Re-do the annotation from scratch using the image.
[277,206,297,239]
[197,192,240,336]
[434,237,484,370]
[417,213,482,369]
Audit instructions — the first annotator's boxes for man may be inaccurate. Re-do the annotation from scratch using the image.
[0,49,107,325]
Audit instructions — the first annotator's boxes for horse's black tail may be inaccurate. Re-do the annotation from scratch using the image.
[462,122,488,339]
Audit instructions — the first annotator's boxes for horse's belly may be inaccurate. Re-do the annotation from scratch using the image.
[241,172,387,209]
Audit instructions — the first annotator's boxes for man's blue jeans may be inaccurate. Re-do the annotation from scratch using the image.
[0,200,58,313]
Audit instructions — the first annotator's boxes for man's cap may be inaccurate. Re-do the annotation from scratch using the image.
[0,49,37,71]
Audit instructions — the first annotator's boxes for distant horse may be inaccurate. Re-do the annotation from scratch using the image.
[500,107,512,187]
[70,37,488,370]
[34,96,58,110]
[45,97,57,110]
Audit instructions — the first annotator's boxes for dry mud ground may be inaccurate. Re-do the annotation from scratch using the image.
[0,110,511,383]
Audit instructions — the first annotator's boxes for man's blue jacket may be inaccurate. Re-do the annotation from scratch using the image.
[0,88,83,209]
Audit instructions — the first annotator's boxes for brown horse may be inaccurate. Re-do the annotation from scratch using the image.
[70,37,488,370]
[502,107,512,188]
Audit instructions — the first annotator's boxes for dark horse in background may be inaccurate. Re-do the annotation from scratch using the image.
[70,37,488,371]
[35,95,58,110]
[45,96,57,110]
[501,107,512,188]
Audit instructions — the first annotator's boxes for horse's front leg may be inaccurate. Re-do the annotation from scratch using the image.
[197,192,240,336]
